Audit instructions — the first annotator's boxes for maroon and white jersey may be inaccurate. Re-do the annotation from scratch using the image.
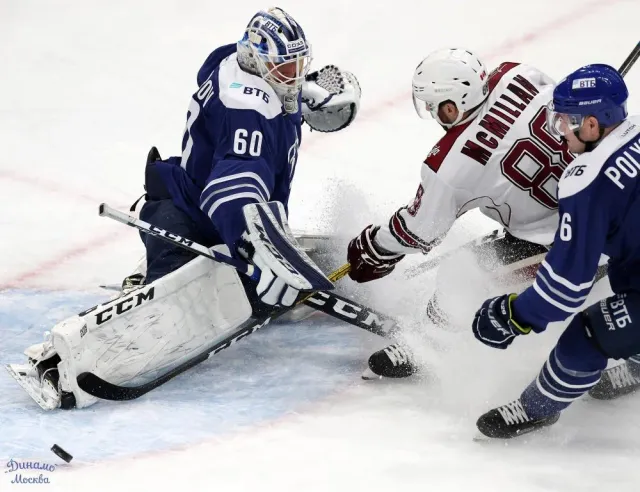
[376,62,575,255]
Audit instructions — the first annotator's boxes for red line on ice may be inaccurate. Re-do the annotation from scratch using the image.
[0,231,128,291]
[0,0,622,289]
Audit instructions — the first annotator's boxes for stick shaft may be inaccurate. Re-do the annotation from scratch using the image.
[99,203,259,281]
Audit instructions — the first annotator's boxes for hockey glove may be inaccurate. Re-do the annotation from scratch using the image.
[347,225,405,283]
[239,202,334,308]
[301,65,361,132]
[238,231,301,307]
[472,294,531,349]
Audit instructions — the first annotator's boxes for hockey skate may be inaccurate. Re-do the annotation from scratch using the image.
[5,333,64,410]
[475,399,560,439]
[588,358,640,400]
[361,295,448,380]
[362,343,417,380]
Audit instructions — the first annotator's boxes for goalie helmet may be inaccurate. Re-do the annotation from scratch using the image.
[412,48,489,128]
[237,7,312,113]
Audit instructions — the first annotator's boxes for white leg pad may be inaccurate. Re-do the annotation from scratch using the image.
[11,247,253,409]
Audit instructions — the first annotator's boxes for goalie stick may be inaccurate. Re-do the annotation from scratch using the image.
[99,202,398,334]
[99,203,261,281]
[76,270,400,401]
[78,206,399,401]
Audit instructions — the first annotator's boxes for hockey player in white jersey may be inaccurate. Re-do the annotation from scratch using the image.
[5,7,361,411]
[472,63,638,439]
[345,48,574,379]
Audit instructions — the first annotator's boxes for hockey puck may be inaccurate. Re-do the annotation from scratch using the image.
[51,444,73,463]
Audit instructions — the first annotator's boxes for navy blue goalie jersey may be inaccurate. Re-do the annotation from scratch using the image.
[155,44,302,253]
[514,116,640,332]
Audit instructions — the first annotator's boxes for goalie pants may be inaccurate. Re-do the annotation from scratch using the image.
[139,161,214,283]
[520,290,640,418]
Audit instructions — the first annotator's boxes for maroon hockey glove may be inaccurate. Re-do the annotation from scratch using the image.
[347,225,405,283]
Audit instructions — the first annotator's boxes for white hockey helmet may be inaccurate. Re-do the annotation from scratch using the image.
[412,48,489,128]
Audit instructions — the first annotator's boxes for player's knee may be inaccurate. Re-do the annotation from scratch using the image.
[144,161,171,200]
[582,292,640,360]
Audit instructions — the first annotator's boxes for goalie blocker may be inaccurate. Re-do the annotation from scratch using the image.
[6,201,333,410]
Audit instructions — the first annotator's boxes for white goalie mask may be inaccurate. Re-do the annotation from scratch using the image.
[412,48,489,128]
[237,7,313,113]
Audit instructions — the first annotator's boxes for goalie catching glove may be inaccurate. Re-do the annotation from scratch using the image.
[301,65,361,133]
[240,201,334,307]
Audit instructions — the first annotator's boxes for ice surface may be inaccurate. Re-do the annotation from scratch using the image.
[2,0,640,490]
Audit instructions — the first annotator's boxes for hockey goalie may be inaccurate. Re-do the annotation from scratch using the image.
[5,6,360,410]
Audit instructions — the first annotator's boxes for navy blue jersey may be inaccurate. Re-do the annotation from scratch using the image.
[155,44,302,253]
[514,116,640,332]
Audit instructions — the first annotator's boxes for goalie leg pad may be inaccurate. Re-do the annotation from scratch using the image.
[8,248,254,409]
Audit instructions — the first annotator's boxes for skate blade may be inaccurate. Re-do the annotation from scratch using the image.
[5,364,60,411]
[472,416,560,442]
[472,432,494,443]
[361,367,383,381]
[99,283,122,291]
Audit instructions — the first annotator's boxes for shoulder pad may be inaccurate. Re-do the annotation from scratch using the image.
[217,55,282,120]
[559,119,640,199]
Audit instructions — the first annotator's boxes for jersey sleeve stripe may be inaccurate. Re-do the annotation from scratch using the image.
[205,192,264,219]
[200,183,267,210]
[535,271,591,303]
[540,260,595,292]
[532,281,585,313]
[389,211,432,251]
[204,172,270,199]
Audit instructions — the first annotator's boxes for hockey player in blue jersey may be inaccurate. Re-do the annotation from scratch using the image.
[2,7,363,411]
[128,6,361,306]
[471,63,639,438]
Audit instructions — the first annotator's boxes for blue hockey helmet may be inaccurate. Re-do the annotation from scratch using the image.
[546,64,628,139]
[237,7,312,113]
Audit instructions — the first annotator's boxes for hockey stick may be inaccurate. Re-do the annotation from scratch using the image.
[76,268,401,402]
[618,41,640,77]
[99,203,390,332]
[76,264,353,402]
[99,203,261,282]
[404,229,504,279]
[77,206,398,401]
[304,290,400,338]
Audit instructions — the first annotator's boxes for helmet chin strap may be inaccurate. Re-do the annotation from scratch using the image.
[571,125,605,152]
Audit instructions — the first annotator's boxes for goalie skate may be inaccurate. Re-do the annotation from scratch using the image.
[5,361,61,411]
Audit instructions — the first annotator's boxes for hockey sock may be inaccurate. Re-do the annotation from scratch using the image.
[520,316,608,419]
